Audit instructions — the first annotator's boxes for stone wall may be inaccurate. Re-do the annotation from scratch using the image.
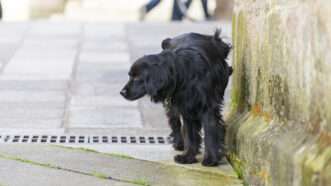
[30,0,67,19]
[227,0,331,185]
[214,0,233,20]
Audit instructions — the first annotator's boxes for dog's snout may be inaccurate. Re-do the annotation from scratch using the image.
[161,38,171,49]
[120,88,127,97]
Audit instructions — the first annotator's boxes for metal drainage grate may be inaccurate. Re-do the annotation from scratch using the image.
[0,135,171,145]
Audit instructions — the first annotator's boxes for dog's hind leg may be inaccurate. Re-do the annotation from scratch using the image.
[174,117,201,164]
[164,103,184,151]
[201,109,225,166]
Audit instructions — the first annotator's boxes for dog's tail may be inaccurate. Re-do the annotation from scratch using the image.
[214,28,221,40]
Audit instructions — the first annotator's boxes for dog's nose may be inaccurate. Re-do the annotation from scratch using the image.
[161,38,171,49]
[120,89,127,97]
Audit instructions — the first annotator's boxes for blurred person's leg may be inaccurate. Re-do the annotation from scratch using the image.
[140,0,162,21]
[145,0,162,12]
[171,0,192,21]
[0,1,2,20]
[201,0,211,20]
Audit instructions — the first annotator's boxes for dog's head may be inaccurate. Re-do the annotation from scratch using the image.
[120,52,175,101]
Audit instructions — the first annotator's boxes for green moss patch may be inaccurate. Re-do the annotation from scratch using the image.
[52,145,135,160]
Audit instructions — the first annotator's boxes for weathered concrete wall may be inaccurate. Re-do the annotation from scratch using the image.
[227,0,331,185]
[30,0,68,19]
[214,0,233,20]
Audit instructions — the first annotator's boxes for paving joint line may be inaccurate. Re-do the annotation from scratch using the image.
[0,22,31,75]
[0,152,150,186]
[62,23,84,132]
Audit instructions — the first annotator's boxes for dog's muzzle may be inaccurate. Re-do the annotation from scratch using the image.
[120,88,128,97]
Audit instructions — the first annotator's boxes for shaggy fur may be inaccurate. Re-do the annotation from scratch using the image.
[121,30,232,166]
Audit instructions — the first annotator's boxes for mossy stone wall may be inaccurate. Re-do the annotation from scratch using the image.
[227,0,331,185]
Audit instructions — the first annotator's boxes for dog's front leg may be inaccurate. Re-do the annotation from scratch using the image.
[174,117,201,164]
[201,110,225,166]
[164,103,184,151]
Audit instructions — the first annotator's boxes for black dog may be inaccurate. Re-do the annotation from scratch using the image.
[160,30,233,152]
[121,30,232,166]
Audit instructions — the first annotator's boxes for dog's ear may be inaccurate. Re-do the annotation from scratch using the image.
[161,38,171,49]
[144,64,169,97]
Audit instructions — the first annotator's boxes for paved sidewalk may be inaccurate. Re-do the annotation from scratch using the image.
[0,21,237,185]
[0,144,242,186]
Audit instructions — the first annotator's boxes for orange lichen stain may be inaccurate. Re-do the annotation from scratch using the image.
[251,104,272,122]
[252,104,262,116]
[257,169,269,183]
[319,131,331,147]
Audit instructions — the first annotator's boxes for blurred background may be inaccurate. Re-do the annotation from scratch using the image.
[0,0,233,22]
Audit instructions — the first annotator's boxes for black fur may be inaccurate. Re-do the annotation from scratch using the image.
[121,30,232,166]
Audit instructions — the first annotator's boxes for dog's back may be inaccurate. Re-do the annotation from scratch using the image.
[165,31,232,103]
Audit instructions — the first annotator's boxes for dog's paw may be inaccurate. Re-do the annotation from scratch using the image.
[171,132,184,151]
[174,154,198,164]
[202,157,220,167]
[172,141,184,151]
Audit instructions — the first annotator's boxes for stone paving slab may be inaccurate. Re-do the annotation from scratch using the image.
[0,90,66,103]
[138,97,168,129]
[21,38,79,50]
[68,144,178,162]
[0,80,68,91]
[71,81,125,96]
[82,40,128,52]
[0,144,242,186]
[66,128,170,136]
[4,55,77,80]
[14,47,77,59]
[83,23,126,39]
[0,118,63,129]
[0,23,28,44]
[27,22,82,37]
[79,51,130,64]
[75,63,128,82]
[69,107,142,128]
[0,44,18,64]
[0,158,129,186]
[71,95,137,108]
[0,105,63,119]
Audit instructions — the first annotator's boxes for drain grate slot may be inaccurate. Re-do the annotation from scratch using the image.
[59,136,66,143]
[0,134,171,145]
[111,136,118,143]
[50,136,57,143]
[102,136,108,143]
[120,136,127,143]
[22,135,29,143]
[78,136,85,143]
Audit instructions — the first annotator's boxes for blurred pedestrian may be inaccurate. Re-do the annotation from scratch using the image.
[0,0,2,20]
[171,0,211,21]
[139,0,162,21]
